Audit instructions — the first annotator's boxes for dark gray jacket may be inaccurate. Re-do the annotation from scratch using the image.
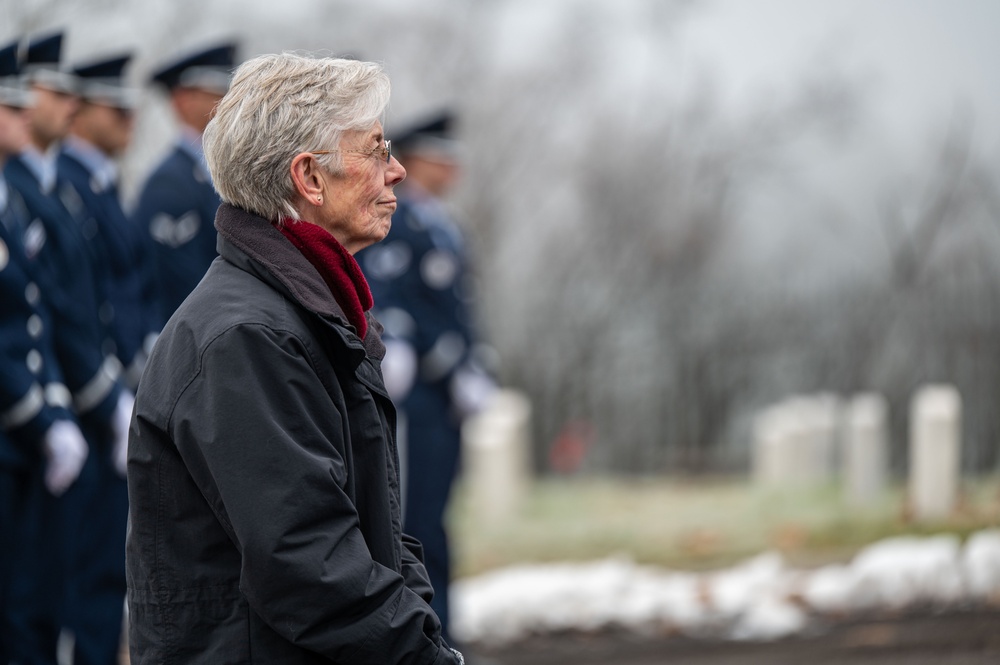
[126,204,459,664]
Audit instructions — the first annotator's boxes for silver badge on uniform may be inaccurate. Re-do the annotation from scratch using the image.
[59,183,85,217]
[365,241,412,280]
[150,211,200,248]
[420,249,459,290]
[0,238,8,272]
[23,219,47,259]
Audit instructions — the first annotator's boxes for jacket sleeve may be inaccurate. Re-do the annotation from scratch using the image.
[0,283,58,444]
[0,348,65,447]
[17,182,122,426]
[401,533,435,605]
[170,322,460,665]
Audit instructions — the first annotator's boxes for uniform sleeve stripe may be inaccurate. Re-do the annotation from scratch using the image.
[419,332,466,382]
[1,383,45,429]
[74,356,122,414]
[44,383,72,410]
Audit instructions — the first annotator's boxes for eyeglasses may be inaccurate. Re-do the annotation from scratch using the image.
[310,139,391,164]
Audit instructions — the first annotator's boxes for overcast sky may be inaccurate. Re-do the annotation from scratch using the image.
[4,0,997,152]
[2,0,997,282]
[658,0,1000,282]
[683,0,1000,150]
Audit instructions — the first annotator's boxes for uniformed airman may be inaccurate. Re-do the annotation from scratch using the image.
[0,35,90,665]
[3,30,133,665]
[358,109,498,647]
[130,41,237,324]
[60,51,159,391]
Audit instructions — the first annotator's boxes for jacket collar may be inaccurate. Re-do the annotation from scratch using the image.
[16,145,59,194]
[62,136,118,192]
[177,126,212,183]
[214,203,385,361]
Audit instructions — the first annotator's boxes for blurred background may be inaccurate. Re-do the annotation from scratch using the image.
[4,0,999,658]
[3,0,999,475]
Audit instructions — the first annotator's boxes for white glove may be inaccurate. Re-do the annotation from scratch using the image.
[43,419,89,496]
[381,340,418,402]
[112,391,135,477]
[450,364,498,419]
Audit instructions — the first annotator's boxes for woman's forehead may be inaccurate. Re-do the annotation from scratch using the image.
[343,121,383,143]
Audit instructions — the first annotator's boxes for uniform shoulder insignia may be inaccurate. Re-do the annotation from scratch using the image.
[58,182,85,217]
[364,241,412,280]
[149,210,200,248]
[192,164,208,184]
[404,209,426,231]
[420,249,459,290]
[23,219,47,259]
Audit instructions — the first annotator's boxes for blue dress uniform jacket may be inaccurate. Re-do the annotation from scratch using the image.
[0,185,73,467]
[361,196,475,392]
[59,144,160,389]
[130,140,221,324]
[4,154,129,665]
[0,180,77,665]
[3,155,122,427]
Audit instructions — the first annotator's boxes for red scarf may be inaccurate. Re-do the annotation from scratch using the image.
[277,219,373,338]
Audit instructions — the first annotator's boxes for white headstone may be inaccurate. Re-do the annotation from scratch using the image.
[752,394,840,488]
[783,397,816,484]
[843,393,888,505]
[461,389,532,522]
[752,405,786,486]
[803,393,841,483]
[908,384,962,521]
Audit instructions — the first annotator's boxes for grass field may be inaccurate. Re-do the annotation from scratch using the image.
[449,474,1000,578]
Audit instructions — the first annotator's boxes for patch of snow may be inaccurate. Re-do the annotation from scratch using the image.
[963,529,1000,601]
[452,529,1000,646]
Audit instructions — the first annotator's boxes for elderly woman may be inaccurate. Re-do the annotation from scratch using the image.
[125,53,464,665]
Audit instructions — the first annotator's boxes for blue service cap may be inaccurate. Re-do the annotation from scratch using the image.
[0,39,33,108]
[149,42,237,94]
[73,53,137,109]
[20,30,78,94]
[393,109,461,160]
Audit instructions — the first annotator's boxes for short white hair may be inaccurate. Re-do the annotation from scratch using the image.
[203,52,391,222]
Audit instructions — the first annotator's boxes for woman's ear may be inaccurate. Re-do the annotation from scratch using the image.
[290,153,326,207]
